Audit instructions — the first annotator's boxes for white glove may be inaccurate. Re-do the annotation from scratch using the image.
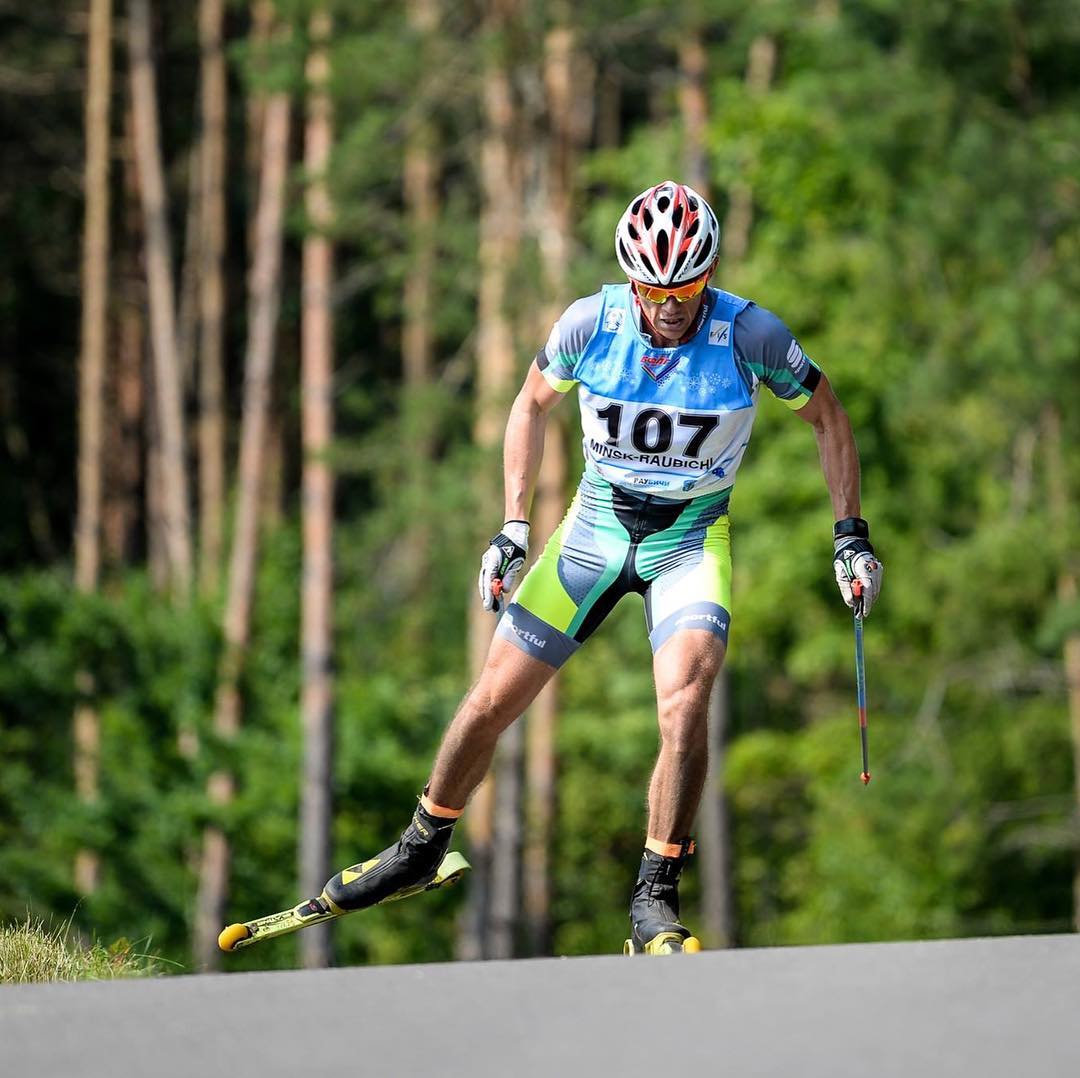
[833,520,883,617]
[478,520,529,614]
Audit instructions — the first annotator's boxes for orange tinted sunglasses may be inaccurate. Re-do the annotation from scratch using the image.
[632,273,710,305]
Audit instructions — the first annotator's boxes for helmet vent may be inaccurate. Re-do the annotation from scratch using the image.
[687,218,699,237]
[642,207,653,229]
[631,197,645,215]
[627,223,640,240]
[638,253,656,278]
[656,195,670,212]
[672,203,684,228]
[656,230,670,268]
[687,196,699,211]
[673,250,688,277]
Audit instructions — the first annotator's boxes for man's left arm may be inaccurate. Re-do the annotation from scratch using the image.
[795,373,860,520]
[797,376,884,616]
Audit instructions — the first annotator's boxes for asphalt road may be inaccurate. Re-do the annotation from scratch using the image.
[3,934,1078,1078]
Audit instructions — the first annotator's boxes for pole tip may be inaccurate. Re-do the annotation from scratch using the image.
[861,771,871,785]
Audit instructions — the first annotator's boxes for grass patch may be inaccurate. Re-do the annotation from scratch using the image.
[0,916,171,984]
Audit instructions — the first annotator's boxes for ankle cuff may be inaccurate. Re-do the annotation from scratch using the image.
[420,791,464,820]
[644,836,695,859]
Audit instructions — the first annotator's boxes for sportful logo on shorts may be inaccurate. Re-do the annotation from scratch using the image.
[508,616,547,649]
[675,612,728,632]
[708,320,731,346]
[640,351,682,384]
[603,308,625,333]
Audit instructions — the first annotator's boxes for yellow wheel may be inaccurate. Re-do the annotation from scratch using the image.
[218,923,251,952]
[683,936,702,954]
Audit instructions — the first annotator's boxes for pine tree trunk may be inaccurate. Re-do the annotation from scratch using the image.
[73,0,112,897]
[402,0,439,392]
[699,669,735,946]
[518,17,585,957]
[102,245,144,567]
[104,112,145,571]
[245,0,275,252]
[690,26,766,949]
[298,7,335,971]
[488,719,523,959]
[722,35,775,266]
[522,422,565,955]
[176,137,202,394]
[197,0,227,596]
[458,0,523,961]
[678,30,709,197]
[128,0,193,600]
[397,0,442,600]
[193,77,292,971]
[1042,404,1080,930]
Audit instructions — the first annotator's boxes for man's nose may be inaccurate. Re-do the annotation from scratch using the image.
[661,296,681,314]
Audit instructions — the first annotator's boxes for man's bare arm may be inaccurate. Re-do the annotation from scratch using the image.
[503,361,565,522]
[796,372,861,521]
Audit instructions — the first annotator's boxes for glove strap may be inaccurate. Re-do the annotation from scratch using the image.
[833,516,869,541]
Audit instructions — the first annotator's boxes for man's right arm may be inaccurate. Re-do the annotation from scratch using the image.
[503,361,565,522]
[479,293,597,612]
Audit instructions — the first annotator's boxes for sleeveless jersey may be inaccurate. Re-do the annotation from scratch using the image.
[537,284,821,501]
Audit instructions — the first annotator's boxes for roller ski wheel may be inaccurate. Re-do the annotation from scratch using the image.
[623,931,702,956]
[218,850,470,953]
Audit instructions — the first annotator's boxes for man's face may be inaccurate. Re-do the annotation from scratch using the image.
[636,290,706,344]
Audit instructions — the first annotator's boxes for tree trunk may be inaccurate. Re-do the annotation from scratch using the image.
[298,7,335,971]
[1042,404,1080,930]
[699,669,735,946]
[678,30,710,197]
[193,77,292,971]
[104,110,145,571]
[595,64,621,149]
[402,0,439,392]
[197,0,228,596]
[522,422,565,955]
[128,0,193,600]
[518,17,585,957]
[458,0,524,961]
[73,0,112,897]
[488,719,523,959]
[397,0,442,600]
[246,0,275,252]
[176,137,202,395]
[102,243,144,568]
[722,35,776,266]
[694,27,771,949]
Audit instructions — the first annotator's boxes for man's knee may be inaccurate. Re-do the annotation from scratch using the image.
[462,641,552,731]
[459,678,512,732]
[656,686,710,753]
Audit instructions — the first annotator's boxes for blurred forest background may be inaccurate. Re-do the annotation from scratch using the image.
[1,0,1079,974]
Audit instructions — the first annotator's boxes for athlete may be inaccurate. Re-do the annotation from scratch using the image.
[321,180,883,954]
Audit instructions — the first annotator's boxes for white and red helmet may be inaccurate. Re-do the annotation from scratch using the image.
[615,180,720,287]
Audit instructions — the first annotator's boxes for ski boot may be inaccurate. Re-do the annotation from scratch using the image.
[623,839,702,955]
[323,802,458,912]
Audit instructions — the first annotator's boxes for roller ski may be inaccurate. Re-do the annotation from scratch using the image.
[219,804,467,953]
[623,840,702,956]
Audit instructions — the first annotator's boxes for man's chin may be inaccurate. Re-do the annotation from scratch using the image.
[655,322,688,343]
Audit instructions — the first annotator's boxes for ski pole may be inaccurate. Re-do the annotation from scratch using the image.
[851,578,870,785]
